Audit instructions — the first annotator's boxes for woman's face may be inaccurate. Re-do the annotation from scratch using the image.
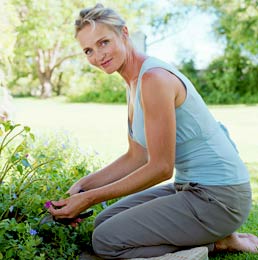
[77,23,128,74]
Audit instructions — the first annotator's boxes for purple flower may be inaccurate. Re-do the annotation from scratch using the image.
[29,229,37,235]
[44,201,52,209]
[9,205,14,212]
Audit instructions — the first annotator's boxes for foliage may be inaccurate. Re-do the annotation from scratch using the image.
[0,121,54,222]
[2,0,258,104]
[180,50,258,104]
[67,69,126,103]
[179,59,203,93]
[166,0,258,105]
[0,120,107,259]
[0,0,20,87]
[201,48,258,104]
[193,0,258,56]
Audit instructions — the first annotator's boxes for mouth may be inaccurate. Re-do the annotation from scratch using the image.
[100,58,112,68]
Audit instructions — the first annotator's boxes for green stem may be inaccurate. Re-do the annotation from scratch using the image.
[0,198,17,220]
[0,156,23,183]
[15,159,55,195]
[0,128,25,156]
[18,178,46,196]
[0,124,20,156]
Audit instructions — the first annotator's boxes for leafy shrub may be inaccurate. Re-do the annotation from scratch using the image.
[0,120,107,259]
[67,70,126,104]
[180,50,258,105]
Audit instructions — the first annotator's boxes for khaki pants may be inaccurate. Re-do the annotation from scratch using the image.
[92,182,252,259]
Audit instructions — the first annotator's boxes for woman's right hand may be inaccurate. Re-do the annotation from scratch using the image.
[67,181,83,196]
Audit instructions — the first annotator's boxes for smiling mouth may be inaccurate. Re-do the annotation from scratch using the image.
[101,58,112,67]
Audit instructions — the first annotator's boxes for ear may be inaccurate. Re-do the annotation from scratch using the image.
[121,26,129,39]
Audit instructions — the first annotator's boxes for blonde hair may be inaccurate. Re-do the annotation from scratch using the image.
[75,3,126,37]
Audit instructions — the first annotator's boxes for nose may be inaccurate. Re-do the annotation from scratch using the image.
[96,50,106,63]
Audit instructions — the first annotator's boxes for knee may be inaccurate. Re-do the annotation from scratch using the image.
[92,221,125,259]
[92,225,113,258]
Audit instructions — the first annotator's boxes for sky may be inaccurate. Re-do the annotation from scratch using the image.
[144,10,225,69]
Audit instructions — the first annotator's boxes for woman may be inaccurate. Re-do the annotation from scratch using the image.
[49,4,258,259]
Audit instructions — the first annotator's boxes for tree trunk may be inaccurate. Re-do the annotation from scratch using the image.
[36,48,54,98]
[35,45,80,98]
[54,72,63,96]
[40,79,52,98]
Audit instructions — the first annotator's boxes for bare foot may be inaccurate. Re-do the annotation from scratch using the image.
[215,232,258,253]
[237,233,258,243]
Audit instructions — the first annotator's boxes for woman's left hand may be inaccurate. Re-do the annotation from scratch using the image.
[48,192,92,220]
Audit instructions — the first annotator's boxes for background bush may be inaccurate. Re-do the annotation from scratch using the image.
[0,121,110,259]
[67,69,126,104]
[180,50,258,104]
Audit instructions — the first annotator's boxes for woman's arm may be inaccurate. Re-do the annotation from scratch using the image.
[67,134,148,194]
[50,68,180,219]
[88,68,177,203]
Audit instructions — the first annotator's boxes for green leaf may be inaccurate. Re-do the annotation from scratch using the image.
[3,122,11,132]
[24,126,30,132]
[29,133,35,141]
[6,248,14,258]
[16,142,25,152]
[11,153,20,162]
[17,165,23,174]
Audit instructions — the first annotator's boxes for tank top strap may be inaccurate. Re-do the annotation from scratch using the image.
[135,57,192,103]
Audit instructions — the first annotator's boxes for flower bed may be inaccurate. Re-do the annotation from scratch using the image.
[0,121,106,259]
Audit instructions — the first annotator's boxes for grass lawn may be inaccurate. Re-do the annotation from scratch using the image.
[13,97,258,163]
[13,97,128,162]
[13,97,258,259]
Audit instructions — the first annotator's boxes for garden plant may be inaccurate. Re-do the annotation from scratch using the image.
[0,120,106,259]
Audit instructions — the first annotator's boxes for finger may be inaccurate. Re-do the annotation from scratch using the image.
[48,205,68,218]
[51,199,67,207]
[70,222,78,228]
[69,218,83,228]
[66,188,77,196]
[66,187,73,194]
[75,218,83,223]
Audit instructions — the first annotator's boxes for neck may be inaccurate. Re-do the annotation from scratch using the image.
[117,48,147,88]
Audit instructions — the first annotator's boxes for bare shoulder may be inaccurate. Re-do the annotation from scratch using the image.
[142,68,183,93]
[141,68,185,107]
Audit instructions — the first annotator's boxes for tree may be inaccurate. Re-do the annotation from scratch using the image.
[171,0,258,103]
[194,0,258,56]
[10,0,158,98]
[0,0,19,87]
[11,0,86,97]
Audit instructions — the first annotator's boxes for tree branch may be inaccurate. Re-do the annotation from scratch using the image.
[52,52,81,70]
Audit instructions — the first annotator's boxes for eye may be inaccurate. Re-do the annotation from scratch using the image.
[100,40,109,47]
[84,48,93,56]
